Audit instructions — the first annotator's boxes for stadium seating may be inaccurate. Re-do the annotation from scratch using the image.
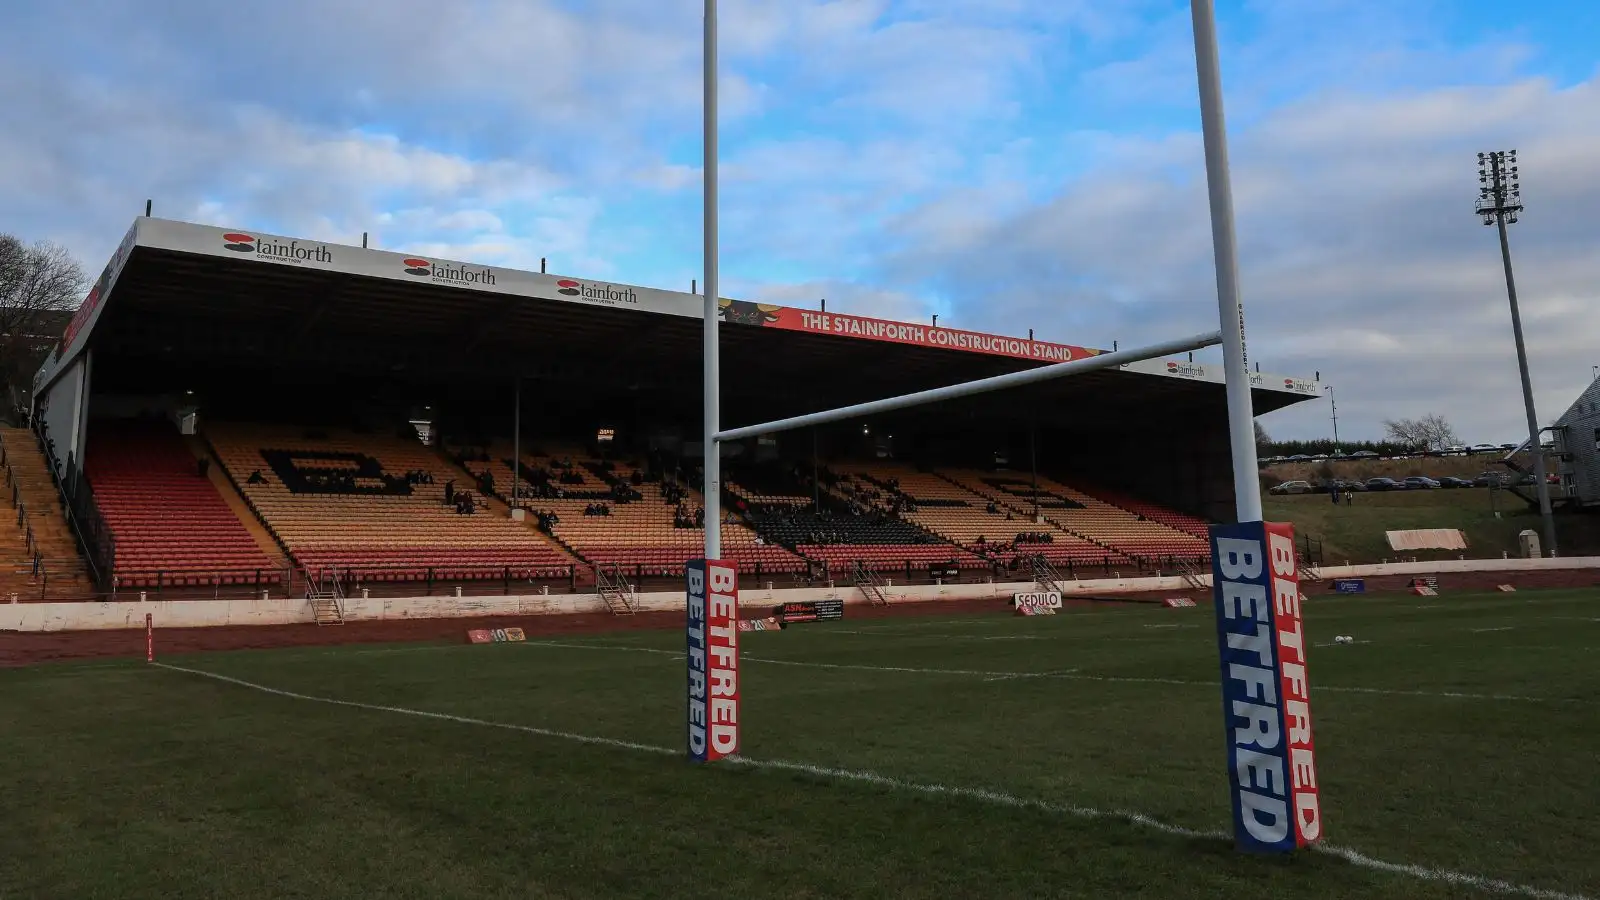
[941,468,1210,564]
[86,420,281,588]
[835,463,1126,569]
[454,441,808,578]
[207,425,575,581]
[734,464,985,575]
[1079,484,1211,539]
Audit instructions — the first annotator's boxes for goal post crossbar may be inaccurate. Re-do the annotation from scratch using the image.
[714,329,1223,444]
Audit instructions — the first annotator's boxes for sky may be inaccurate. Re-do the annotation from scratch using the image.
[2,0,1597,443]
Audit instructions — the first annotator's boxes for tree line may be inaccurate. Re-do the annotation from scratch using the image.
[1255,413,1466,457]
[1,233,87,421]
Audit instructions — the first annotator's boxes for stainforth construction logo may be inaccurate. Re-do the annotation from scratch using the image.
[555,278,638,305]
[402,257,496,286]
[221,232,333,264]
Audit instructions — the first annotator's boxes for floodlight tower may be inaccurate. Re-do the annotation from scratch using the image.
[1477,150,1557,556]
[1325,385,1339,446]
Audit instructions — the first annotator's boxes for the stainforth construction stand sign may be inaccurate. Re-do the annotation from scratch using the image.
[686,559,739,763]
[1209,522,1324,852]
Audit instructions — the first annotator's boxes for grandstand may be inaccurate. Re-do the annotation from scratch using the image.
[205,424,575,584]
[830,463,1130,570]
[21,216,1316,601]
[87,420,281,589]
[448,440,806,578]
[941,468,1211,565]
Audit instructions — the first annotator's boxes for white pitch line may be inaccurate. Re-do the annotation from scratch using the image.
[1471,627,1516,633]
[149,662,1595,900]
[982,669,1079,683]
[521,640,1591,705]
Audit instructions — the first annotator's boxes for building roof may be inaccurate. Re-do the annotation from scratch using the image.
[34,217,1316,430]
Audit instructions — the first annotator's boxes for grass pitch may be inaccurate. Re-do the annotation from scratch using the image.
[3,591,1597,899]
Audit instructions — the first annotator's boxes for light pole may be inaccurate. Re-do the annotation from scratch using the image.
[1477,150,1557,556]
[1324,385,1339,447]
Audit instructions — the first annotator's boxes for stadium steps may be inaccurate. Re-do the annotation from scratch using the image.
[310,595,344,624]
[595,564,638,614]
[306,574,345,625]
[1177,560,1208,590]
[0,426,94,598]
[1031,556,1068,595]
[190,433,291,570]
[851,560,891,605]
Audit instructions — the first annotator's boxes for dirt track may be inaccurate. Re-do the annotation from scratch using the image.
[0,597,1040,667]
[6,569,1596,668]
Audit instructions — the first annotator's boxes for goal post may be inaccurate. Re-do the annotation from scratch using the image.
[688,0,1323,855]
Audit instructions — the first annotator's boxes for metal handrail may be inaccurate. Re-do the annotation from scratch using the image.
[25,421,109,591]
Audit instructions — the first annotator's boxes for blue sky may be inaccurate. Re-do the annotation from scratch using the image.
[2,0,1598,443]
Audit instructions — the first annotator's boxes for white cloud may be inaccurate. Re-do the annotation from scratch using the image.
[878,76,1600,442]
[4,0,1598,451]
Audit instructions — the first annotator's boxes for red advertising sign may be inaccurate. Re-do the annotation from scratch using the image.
[1264,522,1322,845]
[687,559,740,762]
[719,300,1101,364]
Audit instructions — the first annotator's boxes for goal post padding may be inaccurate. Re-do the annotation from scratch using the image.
[1210,521,1324,852]
[686,559,740,762]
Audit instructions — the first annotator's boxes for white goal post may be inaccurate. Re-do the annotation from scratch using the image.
[689,5,1322,854]
[698,0,1262,560]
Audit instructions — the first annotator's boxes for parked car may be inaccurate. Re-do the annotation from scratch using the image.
[1438,476,1473,489]
[1475,471,1510,487]
[1366,477,1403,491]
[1403,476,1442,490]
[1349,450,1379,460]
[1336,478,1368,492]
[1270,480,1313,495]
[1469,443,1500,454]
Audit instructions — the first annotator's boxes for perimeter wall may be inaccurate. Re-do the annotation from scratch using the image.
[4,556,1596,632]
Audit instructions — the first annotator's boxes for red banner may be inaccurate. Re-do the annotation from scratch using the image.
[719,300,1101,364]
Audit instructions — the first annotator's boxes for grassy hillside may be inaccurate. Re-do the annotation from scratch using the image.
[1262,488,1600,564]
[1265,454,1557,484]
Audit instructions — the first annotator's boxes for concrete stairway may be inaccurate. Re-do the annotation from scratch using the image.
[0,427,94,600]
